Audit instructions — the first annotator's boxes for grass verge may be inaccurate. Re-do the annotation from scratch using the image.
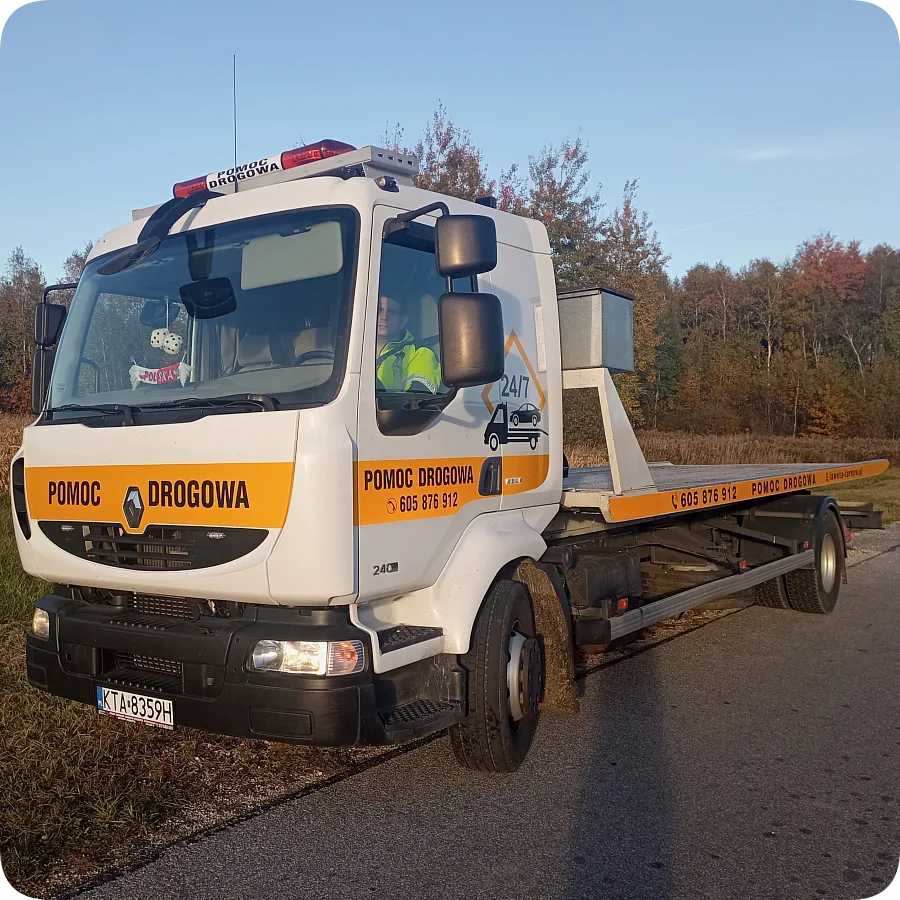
[812,470,900,525]
[0,414,29,495]
[0,496,49,624]
[0,611,389,897]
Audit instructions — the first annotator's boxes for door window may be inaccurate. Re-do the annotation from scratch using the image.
[375,222,472,397]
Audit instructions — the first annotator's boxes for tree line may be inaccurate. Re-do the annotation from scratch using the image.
[1,104,897,439]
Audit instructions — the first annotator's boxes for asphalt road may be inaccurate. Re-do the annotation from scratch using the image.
[79,529,900,900]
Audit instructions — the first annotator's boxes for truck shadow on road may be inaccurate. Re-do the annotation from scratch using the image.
[557,652,677,900]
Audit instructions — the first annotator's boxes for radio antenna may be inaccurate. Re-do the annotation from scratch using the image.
[232,54,238,172]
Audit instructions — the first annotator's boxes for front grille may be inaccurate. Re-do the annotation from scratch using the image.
[85,524,194,570]
[40,521,268,570]
[102,667,182,694]
[126,595,199,619]
[115,652,183,678]
[113,612,183,630]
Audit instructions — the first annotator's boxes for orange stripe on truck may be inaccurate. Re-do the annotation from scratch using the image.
[25,463,294,532]
[355,457,485,526]
[502,453,550,496]
[354,454,552,525]
[605,459,890,523]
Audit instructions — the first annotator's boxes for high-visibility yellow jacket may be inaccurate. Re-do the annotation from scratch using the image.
[376,330,441,393]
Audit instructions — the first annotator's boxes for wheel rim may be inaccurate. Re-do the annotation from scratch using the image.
[506,634,541,725]
[507,628,540,724]
[820,532,837,593]
[507,631,528,721]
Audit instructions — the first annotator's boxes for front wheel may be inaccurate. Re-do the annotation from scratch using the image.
[785,510,843,614]
[450,580,542,773]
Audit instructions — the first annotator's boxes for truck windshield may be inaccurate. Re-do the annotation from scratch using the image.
[48,206,358,416]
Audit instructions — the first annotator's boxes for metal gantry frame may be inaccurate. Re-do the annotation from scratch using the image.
[562,367,657,496]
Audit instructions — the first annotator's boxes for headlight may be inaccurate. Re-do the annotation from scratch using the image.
[249,640,364,676]
[31,608,50,639]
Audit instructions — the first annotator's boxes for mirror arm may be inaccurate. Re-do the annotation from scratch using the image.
[383,201,451,239]
[42,283,79,304]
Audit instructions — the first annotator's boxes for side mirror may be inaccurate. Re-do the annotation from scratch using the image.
[435,215,498,279]
[34,303,67,348]
[31,347,56,415]
[179,277,237,320]
[438,292,504,388]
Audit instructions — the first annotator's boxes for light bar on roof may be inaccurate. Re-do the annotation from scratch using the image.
[173,140,357,198]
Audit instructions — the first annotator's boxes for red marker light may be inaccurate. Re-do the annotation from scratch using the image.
[281,139,356,170]
[173,175,209,199]
[172,139,357,199]
[617,598,629,612]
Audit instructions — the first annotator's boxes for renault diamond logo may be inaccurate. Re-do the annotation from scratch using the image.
[123,486,144,529]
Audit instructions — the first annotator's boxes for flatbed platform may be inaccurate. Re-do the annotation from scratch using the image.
[562,459,889,524]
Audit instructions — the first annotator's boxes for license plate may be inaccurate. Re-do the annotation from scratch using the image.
[96,686,174,730]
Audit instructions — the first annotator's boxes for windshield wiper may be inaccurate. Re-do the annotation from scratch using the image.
[48,403,134,425]
[136,393,277,412]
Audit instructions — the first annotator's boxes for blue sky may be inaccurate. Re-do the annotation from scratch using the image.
[0,0,897,280]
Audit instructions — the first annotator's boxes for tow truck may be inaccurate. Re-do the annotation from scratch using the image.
[12,139,888,772]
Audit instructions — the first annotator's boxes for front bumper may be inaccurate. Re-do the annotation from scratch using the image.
[26,593,389,746]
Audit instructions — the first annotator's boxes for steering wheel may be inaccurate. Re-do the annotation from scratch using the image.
[294,350,335,366]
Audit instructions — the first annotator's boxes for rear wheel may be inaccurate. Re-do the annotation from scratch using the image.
[450,580,542,773]
[754,575,791,609]
[785,511,843,614]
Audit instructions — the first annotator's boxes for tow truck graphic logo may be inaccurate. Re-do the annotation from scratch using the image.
[481,330,547,452]
[123,486,145,529]
[484,403,542,451]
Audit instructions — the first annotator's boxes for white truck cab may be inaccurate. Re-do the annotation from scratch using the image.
[13,141,887,772]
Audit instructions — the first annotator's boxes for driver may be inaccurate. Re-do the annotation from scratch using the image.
[375,293,441,393]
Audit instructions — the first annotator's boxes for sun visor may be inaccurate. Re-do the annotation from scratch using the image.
[241,222,343,290]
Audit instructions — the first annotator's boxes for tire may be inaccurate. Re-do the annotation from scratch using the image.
[488,433,499,452]
[754,575,791,609]
[531,415,538,427]
[511,414,520,426]
[450,580,542,773]
[785,510,843,614]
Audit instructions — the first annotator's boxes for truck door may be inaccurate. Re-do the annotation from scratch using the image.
[355,206,499,601]
[481,241,552,511]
